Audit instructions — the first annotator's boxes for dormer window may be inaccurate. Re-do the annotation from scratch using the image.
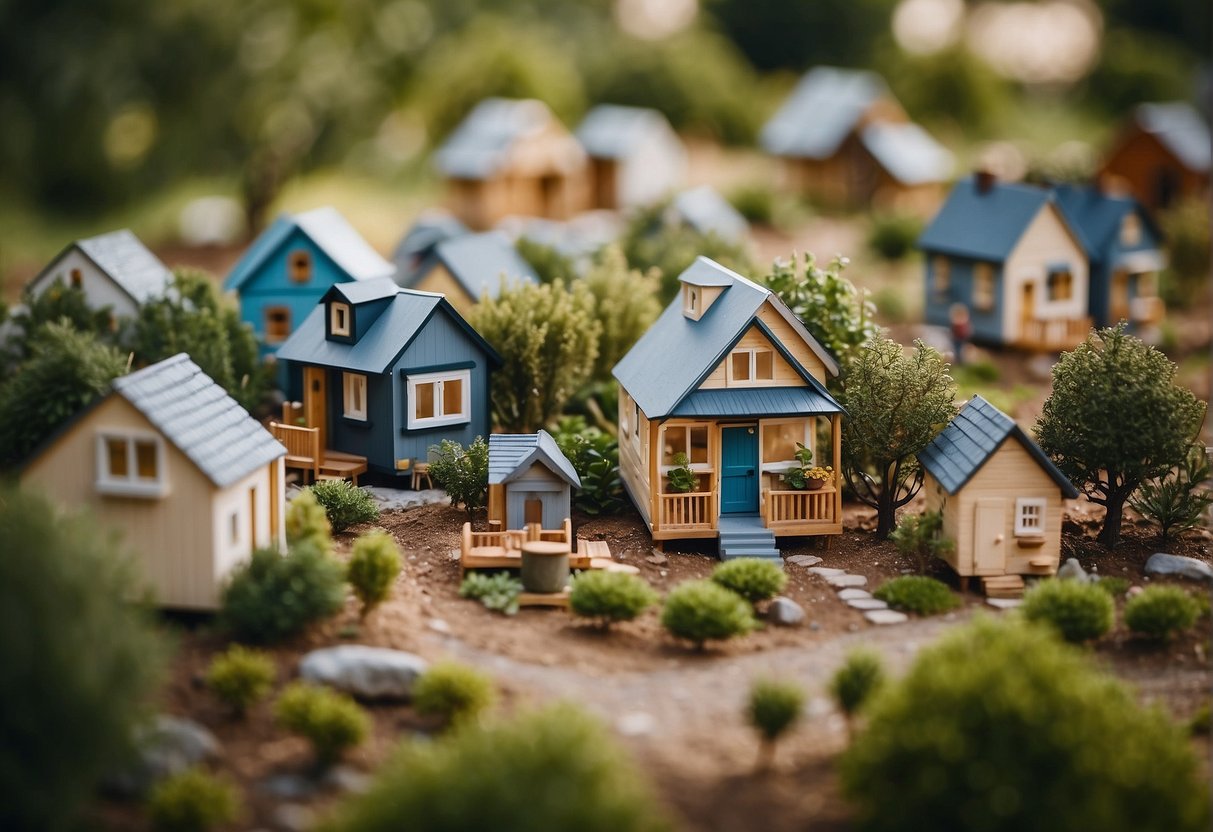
[330,302,351,337]
[728,348,775,384]
[290,250,312,283]
[1120,213,1141,246]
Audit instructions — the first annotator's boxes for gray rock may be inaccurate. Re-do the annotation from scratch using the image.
[864,609,909,625]
[847,598,888,611]
[426,618,451,634]
[646,550,668,565]
[616,712,657,737]
[837,588,872,600]
[826,574,868,588]
[1057,557,1091,583]
[323,765,373,795]
[768,596,806,626]
[260,773,317,800]
[1145,553,1213,582]
[299,645,429,701]
[273,803,316,832]
[808,566,846,577]
[986,598,1023,610]
[786,555,823,567]
[105,715,220,797]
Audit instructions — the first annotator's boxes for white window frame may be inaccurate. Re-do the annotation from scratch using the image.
[343,372,368,421]
[658,423,712,473]
[330,302,351,337]
[1014,497,1046,537]
[95,431,167,498]
[406,369,471,429]
[727,347,776,385]
[759,418,813,473]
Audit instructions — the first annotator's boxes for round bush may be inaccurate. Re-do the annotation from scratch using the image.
[1094,576,1131,598]
[412,662,497,729]
[147,767,240,832]
[285,490,332,552]
[661,580,755,649]
[747,678,805,744]
[220,543,346,644]
[309,480,379,533]
[841,616,1209,832]
[866,213,923,261]
[321,704,670,832]
[872,576,959,616]
[275,682,370,767]
[1124,586,1200,640]
[1022,579,1114,644]
[829,649,886,719]
[570,571,658,628]
[711,558,788,605]
[206,645,275,717]
[347,530,402,618]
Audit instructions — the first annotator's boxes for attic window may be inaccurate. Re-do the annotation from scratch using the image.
[728,348,775,384]
[1047,268,1073,302]
[330,302,351,337]
[1120,214,1141,246]
[290,250,312,283]
[96,432,165,498]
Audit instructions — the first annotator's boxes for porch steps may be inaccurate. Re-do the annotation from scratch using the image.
[717,515,782,564]
[982,574,1026,599]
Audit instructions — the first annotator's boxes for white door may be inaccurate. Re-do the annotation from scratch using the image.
[973,498,1006,575]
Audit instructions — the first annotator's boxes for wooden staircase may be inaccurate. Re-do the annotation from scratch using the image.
[982,574,1026,599]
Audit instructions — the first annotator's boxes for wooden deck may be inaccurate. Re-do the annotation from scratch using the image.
[269,422,367,485]
[459,522,638,577]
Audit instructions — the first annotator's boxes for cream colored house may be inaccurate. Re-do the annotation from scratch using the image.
[21,354,287,610]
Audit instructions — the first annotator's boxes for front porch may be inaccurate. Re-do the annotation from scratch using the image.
[269,421,368,485]
[1015,316,1092,352]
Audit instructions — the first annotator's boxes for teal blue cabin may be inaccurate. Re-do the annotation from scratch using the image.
[275,277,500,479]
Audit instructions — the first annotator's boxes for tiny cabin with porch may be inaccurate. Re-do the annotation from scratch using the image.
[487,430,580,530]
[1099,102,1210,212]
[918,396,1078,596]
[613,257,844,561]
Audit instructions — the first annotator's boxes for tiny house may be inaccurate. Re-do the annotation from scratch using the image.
[918,396,1078,596]
[1099,102,1210,212]
[396,230,537,315]
[667,186,750,244]
[391,211,469,288]
[575,104,686,210]
[487,430,580,530]
[613,257,844,561]
[21,354,287,610]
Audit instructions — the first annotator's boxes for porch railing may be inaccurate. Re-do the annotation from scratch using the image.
[1130,296,1165,324]
[1018,317,1091,351]
[659,491,715,530]
[763,487,838,527]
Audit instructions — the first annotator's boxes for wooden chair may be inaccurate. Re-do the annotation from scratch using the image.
[411,462,432,490]
[270,422,320,484]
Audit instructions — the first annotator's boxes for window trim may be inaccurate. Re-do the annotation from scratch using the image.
[1014,497,1047,537]
[95,431,167,498]
[406,369,471,429]
[343,372,368,421]
[330,302,351,337]
[726,347,776,385]
[264,306,291,344]
[658,423,712,473]
[759,418,813,473]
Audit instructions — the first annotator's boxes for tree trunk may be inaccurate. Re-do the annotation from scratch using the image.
[874,467,897,538]
[1098,488,1129,549]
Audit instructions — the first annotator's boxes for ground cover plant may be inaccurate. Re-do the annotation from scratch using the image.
[309,480,378,533]
[711,558,787,605]
[661,580,756,650]
[459,572,523,616]
[1021,579,1114,644]
[872,576,959,615]
[569,571,658,629]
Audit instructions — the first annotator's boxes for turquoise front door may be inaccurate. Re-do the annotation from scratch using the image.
[720,426,759,514]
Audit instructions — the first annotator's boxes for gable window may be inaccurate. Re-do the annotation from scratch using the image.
[96,432,166,497]
[407,369,471,429]
[1120,213,1141,246]
[728,347,775,384]
[70,268,83,289]
[932,256,950,298]
[660,424,709,469]
[973,263,995,311]
[1047,268,1073,302]
[343,372,368,421]
[289,250,312,283]
[1014,498,1046,536]
[330,302,351,337]
[265,307,291,343]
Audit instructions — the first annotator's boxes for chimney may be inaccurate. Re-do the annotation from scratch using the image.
[975,169,996,194]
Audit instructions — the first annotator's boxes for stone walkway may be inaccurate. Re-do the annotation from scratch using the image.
[796,564,909,625]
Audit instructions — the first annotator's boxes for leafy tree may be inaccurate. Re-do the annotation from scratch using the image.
[761,252,880,381]
[0,321,127,468]
[1035,325,1206,548]
[888,510,953,574]
[620,202,753,303]
[428,438,490,520]
[471,281,599,432]
[1130,444,1213,542]
[829,650,886,739]
[0,489,167,830]
[746,679,805,771]
[582,245,661,384]
[3,282,117,369]
[552,416,626,516]
[839,338,956,537]
[516,236,577,285]
[346,530,401,619]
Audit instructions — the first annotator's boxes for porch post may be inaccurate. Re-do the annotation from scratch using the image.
[832,413,842,525]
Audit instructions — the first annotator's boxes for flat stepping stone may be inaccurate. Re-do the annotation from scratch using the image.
[986,598,1023,610]
[864,609,909,625]
[826,574,868,588]
[787,555,823,567]
[837,588,872,600]
[808,566,846,577]
[847,598,888,610]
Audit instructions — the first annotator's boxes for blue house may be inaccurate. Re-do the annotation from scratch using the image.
[918,174,1091,351]
[275,277,500,479]
[1053,184,1166,330]
[224,206,396,362]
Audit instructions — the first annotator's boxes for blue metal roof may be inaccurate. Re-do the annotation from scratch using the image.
[575,104,674,159]
[670,186,749,242]
[113,354,285,488]
[435,98,579,180]
[917,176,1055,262]
[760,66,887,159]
[918,395,1078,497]
[613,257,839,419]
[488,430,580,488]
[671,386,841,418]
[1135,102,1211,173]
[426,231,537,301]
[327,277,400,305]
[53,229,173,305]
[1052,184,1159,258]
[860,122,953,186]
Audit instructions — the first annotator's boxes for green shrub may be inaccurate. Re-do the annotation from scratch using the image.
[428,437,490,519]
[516,235,577,284]
[747,678,805,770]
[872,576,959,616]
[888,512,954,575]
[866,213,923,261]
[552,416,626,515]
[275,682,370,768]
[661,580,756,650]
[829,649,886,724]
[840,616,1209,832]
[1022,579,1114,644]
[285,489,332,553]
[205,645,275,717]
[1189,705,1210,737]
[1094,576,1131,598]
[1129,444,1213,542]
[147,768,241,832]
[347,531,401,619]
[220,543,346,644]
[1124,586,1200,641]
[321,704,670,832]
[570,571,658,629]
[412,662,496,729]
[0,489,167,830]
[459,572,523,616]
[711,558,787,605]
[729,184,776,225]
[665,452,697,493]
[308,480,378,533]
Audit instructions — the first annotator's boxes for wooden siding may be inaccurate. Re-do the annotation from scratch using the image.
[700,324,807,389]
[1100,129,1209,212]
[28,247,140,320]
[757,303,829,383]
[412,264,475,315]
[503,463,571,529]
[1002,203,1089,343]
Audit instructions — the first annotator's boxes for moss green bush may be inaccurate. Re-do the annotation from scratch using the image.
[205,645,275,717]
[711,558,788,605]
[1021,579,1114,644]
[872,576,959,616]
[570,571,658,629]
[459,572,523,616]
[747,678,805,770]
[1189,705,1210,737]
[275,682,370,768]
[840,616,1209,832]
[661,580,755,649]
[428,437,490,519]
[221,543,346,644]
[321,704,670,832]
[1124,586,1200,641]
[347,531,401,619]
[866,213,923,261]
[829,649,886,724]
[309,480,378,533]
[146,767,240,832]
[412,662,496,729]
[1094,576,1131,598]
[285,490,332,553]
[888,512,954,575]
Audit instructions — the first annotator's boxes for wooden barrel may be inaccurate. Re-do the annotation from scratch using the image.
[520,541,570,594]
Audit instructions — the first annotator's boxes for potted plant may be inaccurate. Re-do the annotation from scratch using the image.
[804,465,834,490]
[667,452,698,493]
[781,443,819,490]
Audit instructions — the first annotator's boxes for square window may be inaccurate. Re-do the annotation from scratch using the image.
[731,351,751,381]
[762,421,807,465]
[265,307,291,343]
[97,433,165,497]
[106,437,129,478]
[754,350,774,380]
[1015,498,1046,536]
[1047,269,1072,302]
[406,369,471,429]
[290,250,312,283]
[135,440,158,479]
[442,377,463,416]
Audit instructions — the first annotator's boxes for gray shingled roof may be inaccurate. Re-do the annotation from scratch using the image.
[1052,184,1160,259]
[488,430,580,487]
[429,231,536,301]
[671,386,841,418]
[760,67,887,159]
[859,122,953,185]
[575,104,675,159]
[71,229,172,304]
[113,354,285,489]
[669,186,749,242]
[918,177,1056,262]
[392,212,469,283]
[918,395,1077,497]
[613,257,839,419]
[1135,102,1211,172]
[436,98,572,180]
